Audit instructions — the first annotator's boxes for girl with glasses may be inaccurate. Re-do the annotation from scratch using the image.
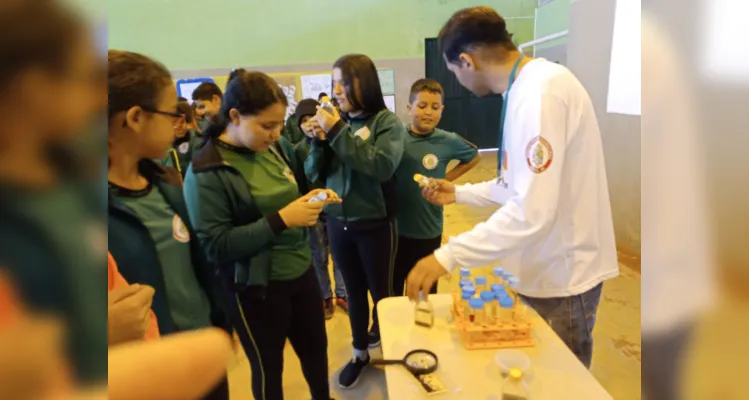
[107,50,231,400]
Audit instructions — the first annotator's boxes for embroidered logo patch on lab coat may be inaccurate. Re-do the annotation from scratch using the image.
[526,136,553,173]
[178,142,190,154]
[422,154,439,170]
[353,127,371,141]
[172,215,191,243]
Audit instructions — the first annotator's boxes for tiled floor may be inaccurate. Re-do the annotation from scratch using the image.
[227,153,641,399]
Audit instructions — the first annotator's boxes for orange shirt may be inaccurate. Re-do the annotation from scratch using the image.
[107,252,160,340]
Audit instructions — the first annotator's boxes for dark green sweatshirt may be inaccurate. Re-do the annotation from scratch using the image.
[304,109,404,224]
[183,137,309,292]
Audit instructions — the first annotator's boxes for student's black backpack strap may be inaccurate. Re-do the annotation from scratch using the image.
[272,141,309,195]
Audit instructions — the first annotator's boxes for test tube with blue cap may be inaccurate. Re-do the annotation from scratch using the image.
[492,266,505,285]
[460,279,473,289]
[480,291,497,323]
[490,283,506,297]
[468,298,485,325]
[474,276,487,292]
[507,276,520,304]
[499,296,514,322]
[460,290,473,318]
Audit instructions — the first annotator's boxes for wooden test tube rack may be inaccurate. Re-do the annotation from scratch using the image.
[451,292,535,350]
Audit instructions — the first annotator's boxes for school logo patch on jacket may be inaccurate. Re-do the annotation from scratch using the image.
[178,142,190,154]
[526,136,553,173]
[353,127,371,141]
[172,215,190,243]
[422,154,439,170]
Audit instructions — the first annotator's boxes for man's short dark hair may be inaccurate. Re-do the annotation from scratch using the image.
[191,82,222,102]
[438,6,516,65]
[409,79,444,103]
[318,92,329,101]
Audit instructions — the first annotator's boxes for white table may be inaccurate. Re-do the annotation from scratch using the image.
[377,295,613,399]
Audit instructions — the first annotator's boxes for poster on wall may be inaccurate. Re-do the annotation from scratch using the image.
[377,69,396,95]
[272,75,301,121]
[301,73,332,101]
[384,95,396,113]
[176,78,216,104]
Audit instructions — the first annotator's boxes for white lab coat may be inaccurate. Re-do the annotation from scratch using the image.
[434,58,619,298]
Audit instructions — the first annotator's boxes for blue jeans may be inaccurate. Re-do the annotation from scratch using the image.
[519,282,603,368]
[309,217,346,299]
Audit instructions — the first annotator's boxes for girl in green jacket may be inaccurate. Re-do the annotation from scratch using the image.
[183,70,339,400]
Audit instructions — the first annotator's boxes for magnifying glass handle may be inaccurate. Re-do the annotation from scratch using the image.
[371,359,405,366]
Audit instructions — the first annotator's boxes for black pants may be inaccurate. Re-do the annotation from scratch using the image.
[226,268,329,400]
[202,377,229,400]
[642,323,693,400]
[327,217,397,351]
[393,235,441,296]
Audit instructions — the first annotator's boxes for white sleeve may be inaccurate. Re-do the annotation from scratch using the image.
[434,94,567,272]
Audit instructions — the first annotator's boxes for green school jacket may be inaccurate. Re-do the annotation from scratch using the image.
[304,109,405,225]
[183,136,309,294]
[283,115,306,146]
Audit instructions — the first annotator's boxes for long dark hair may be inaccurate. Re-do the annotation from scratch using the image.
[108,50,172,121]
[203,70,287,141]
[333,54,386,115]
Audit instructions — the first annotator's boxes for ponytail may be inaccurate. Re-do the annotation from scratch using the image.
[202,112,229,146]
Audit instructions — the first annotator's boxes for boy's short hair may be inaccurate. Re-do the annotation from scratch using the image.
[409,79,444,103]
[191,82,222,102]
[317,92,329,101]
[438,6,516,65]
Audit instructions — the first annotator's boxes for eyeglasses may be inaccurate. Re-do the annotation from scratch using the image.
[141,107,184,120]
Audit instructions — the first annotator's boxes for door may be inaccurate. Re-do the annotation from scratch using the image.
[424,38,502,149]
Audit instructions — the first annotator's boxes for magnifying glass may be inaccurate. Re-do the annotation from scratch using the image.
[371,349,439,375]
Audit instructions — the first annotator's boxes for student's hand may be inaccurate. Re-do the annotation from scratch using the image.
[421,179,457,206]
[313,104,341,134]
[279,194,325,228]
[301,119,325,140]
[406,254,449,302]
[107,328,232,400]
[108,284,155,346]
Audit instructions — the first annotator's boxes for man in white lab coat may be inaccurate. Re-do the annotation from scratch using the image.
[405,6,620,368]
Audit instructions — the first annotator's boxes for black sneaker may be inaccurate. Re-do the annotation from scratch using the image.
[323,298,334,320]
[338,354,369,389]
[367,330,381,349]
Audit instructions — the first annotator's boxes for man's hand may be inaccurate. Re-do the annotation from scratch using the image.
[421,179,457,206]
[405,254,449,301]
[108,284,154,345]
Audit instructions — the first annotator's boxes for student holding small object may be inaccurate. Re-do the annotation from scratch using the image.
[107,50,231,400]
[392,79,478,296]
[308,54,405,389]
[183,70,339,400]
[405,7,619,369]
[294,99,349,319]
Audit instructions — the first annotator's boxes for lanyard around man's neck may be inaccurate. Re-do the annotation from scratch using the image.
[496,55,525,185]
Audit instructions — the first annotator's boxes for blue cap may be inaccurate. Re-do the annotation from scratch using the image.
[493,266,505,277]
[507,277,520,287]
[480,291,495,301]
[491,284,505,293]
[463,285,476,294]
[459,268,471,277]
[475,276,487,285]
[502,271,512,279]
[461,291,473,300]
[499,297,515,308]
[469,298,484,309]
[496,292,510,302]
[460,279,473,288]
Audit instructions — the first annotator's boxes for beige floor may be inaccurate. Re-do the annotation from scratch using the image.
[227,153,641,400]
